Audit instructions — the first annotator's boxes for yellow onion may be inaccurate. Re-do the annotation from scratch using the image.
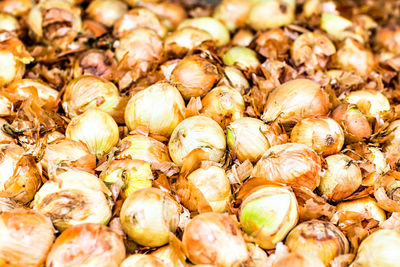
[375,25,400,55]
[138,1,186,30]
[185,165,231,212]
[360,147,389,186]
[383,120,400,168]
[320,13,358,41]
[151,242,186,267]
[232,29,254,47]
[41,138,96,176]
[247,243,269,266]
[170,55,220,100]
[0,144,41,204]
[46,223,125,267]
[125,82,185,137]
[164,27,213,57]
[0,0,32,16]
[182,212,250,267]
[261,79,330,125]
[344,90,390,119]
[332,103,372,141]
[178,17,230,47]
[220,66,249,93]
[66,108,119,158]
[200,85,245,128]
[286,220,349,266]
[247,0,296,31]
[87,0,127,27]
[0,94,12,117]
[169,116,226,166]
[272,252,325,267]
[27,0,82,50]
[120,254,165,267]
[318,154,362,202]
[116,135,170,165]
[120,187,181,247]
[291,116,344,156]
[335,197,386,224]
[0,119,14,144]
[223,46,260,70]
[0,209,54,267]
[213,0,252,31]
[32,170,112,231]
[334,38,375,76]
[239,184,298,249]
[350,229,400,267]
[100,159,153,199]
[73,49,116,79]
[114,8,166,38]
[252,143,321,190]
[46,131,65,144]
[0,197,19,212]
[0,12,19,32]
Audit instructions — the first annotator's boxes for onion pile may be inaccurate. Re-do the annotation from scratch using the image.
[1,0,400,266]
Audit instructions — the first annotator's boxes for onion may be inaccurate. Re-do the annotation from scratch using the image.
[272,252,325,267]
[383,120,400,168]
[0,209,54,267]
[335,197,386,224]
[137,1,186,30]
[66,108,119,158]
[168,116,226,166]
[87,0,127,27]
[232,29,254,47]
[182,212,250,267]
[0,143,41,204]
[124,82,185,137]
[164,27,213,57]
[247,0,296,30]
[120,254,165,267]
[0,49,27,87]
[344,89,390,119]
[0,118,15,144]
[291,116,344,156]
[73,49,116,79]
[170,55,220,100]
[223,46,260,70]
[239,184,298,249]
[0,0,32,16]
[375,25,400,55]
[32,169,112,231]
[220,66,250,93]
[213,0,252,31]
[320,13,355,41]
[46,223,125,267]
[247,243,269,266]
[120,187,181,247]
[0,94,12,117]
[251,143,321,190]
[0,12,19,33]
[151,242,186,267]
[261,79,330,125]
[285,220,349,266]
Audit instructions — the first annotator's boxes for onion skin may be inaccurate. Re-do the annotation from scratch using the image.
[138,1,186,30]
[46,223,125,267]
[0,119,15,144]
[0,209,54,267]
[120,254,165,267]
[164,27,213,57]
[251,143,321,190]
[335,197,386,224]
[344,90,390,119]
[285,220,349,266]
[247,0,295,30]
[182,212,250,267]
[73,49,116,80]
[213,0,252,32]
[0,0,32,16]
[272,252,325,267]
[86,0,127,28]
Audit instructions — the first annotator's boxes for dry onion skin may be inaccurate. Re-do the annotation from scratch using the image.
[46,223,125,267]
[120,254,166,267]
[0,209,54,267]
[335,197,387,225]
[86,0,128,28]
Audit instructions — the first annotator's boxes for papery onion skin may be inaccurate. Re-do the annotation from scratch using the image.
[120,254,166,267]
[247,243,269,266]
[0,209,54,267]
[335,197,386,224]
[170,55,220,100]
[150,243,186,267]
[232,29,254,47]
[0,94,12,117]
[344,90,390,118]
[239,184,298,249]
[223,46,260,70]
[138,1,186,30]
[272,252,325,267]
[320,12,354,41]
[251,143,321,190]
[87,0,127,27]
[66,108,119,158]
[213,0,252,32]
[247,0,296,30]
[0,144,41,204]
[319,154,362,202]
[124,82,185,137]
[261,79,330,125]
[32,170,112,232]
[73,49,116,80]
[375,25,400,55]
[285,220,349,266]
[46,223,125,267]
[182,212,250,267]
[168,116,226,167]
[350,229,400,267]
[120,188,181,247]
[0,0,32,16]
[0,50,25,87]
[291,116,344,156]
[0,12,19,33]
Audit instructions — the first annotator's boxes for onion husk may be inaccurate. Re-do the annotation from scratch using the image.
[344,89,390,119]
[120,254,166,267]
[73,49,116,80]
[272,252,325,267]
[137,1,186,30]
[164,27,213,57]
[0,0,32,16]
[87,0,127,27]
[335,197,386,225]
[223,46,260,71]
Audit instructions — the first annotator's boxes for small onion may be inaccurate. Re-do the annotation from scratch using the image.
[239,184,298,249]
[73,49,116,79]
[124,82,185,137]
[0,209,54,267]
[320,12,354,41]
[335,197,386,224]
[272,252,325,267]
[87,0,128,27]
[66,108,119,158]
[232,29,254,47]
[182,212,250,267]
[120,254,165,267]
[0,0,32,16]
[186,165,231,212]
[151,243,186,267]
[286,220,349,266]
[31,170,112,231]
[247,243,269,266]
[251,143,321,190]
[344,89,390,119]
[170,55,220,100]
[120,187,181,247]
[223,46,260,70]
[0,50,26,87]
[46,223,125,267]
[291,116,344,156]
[261,79,330,125]
[200,85,245,128]
[168,116,226,166]
[0,118,15,144]
[318,154,362,202]
[0,12,19,32]
[383,120,400,168]
[247,0,296,31]
[375,25,400,55]
[178,17,230,47]
[138,1,186,30]
[0,143,41,204]
[220,66,249,93]
[350,229,400,267]
[164,27,213,57]
[0,197,19,212]
[213,0,252,31]
[0,94,12,117]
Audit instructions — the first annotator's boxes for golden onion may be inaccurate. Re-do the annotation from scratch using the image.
[0,94,12,117]
[168,116,226,166]
[223,46,260,70]
[0,49,27,87]
[272,252,325,267]
[120,254,166,267]
[137,1,186,30]
[220,66,250,93]
[0,12,19,32]
[87,0,127,27]
[151,243,186,267]
[232,29,254,47]
[247,0,296,30]
[0,118,15,144]
[73,49,116,79]
[335,197,386,224]
[0,0,32,16]
[164,27,213,57]
[344,89,390,119]
[213,0,252,32]
[247,243,269,266]
[320,13,354,41]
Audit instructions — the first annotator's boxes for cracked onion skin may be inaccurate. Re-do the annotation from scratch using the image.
[46,223,125,267]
